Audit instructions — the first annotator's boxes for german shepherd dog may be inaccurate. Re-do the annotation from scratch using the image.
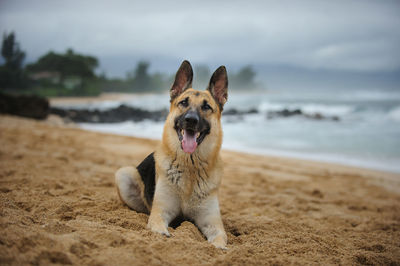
[115,60,228,249]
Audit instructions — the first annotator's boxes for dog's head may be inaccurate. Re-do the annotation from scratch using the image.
[163,60,228,155]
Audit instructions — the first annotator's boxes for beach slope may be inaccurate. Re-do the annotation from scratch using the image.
[0,115,399,265]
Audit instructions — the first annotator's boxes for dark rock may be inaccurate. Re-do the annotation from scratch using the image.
[267,108,340,121]
[223,108,259,116]
[248,108,258,114]
[267,109,302,119]
[50,104,169,123]
[306,113,323,120]
[304,112,340,121]
[223,109,239,115]
[0,92,49,119]
[280,109,302,117]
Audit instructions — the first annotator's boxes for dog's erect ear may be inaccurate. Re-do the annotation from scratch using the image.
[207,66,228,111]
[170,60,193,102]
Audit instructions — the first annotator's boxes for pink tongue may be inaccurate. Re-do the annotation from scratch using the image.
[182,130,197,154]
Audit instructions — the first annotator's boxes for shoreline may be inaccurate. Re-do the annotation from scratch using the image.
[223,144,400,175]
[78,122,400,175]
[49,92,140,107]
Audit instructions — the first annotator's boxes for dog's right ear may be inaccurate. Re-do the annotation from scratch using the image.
[170,60,193,102]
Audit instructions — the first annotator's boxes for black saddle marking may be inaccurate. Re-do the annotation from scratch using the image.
[136,152,156,206]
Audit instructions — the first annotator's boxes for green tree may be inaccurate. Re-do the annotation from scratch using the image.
[231,65,256,90]
[0,32,26,89]
[133,61,151,91]
[126,61,154,92]
[149,72,167,92]
[25,49,100,96]
[26,49,98,83]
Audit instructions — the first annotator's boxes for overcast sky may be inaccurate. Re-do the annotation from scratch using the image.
[0,0,399,78]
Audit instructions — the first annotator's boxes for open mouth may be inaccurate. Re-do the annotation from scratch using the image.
[176,128,209,154]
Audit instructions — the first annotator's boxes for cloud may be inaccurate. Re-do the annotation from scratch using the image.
[0,0,399,75]
[310,40,400,72]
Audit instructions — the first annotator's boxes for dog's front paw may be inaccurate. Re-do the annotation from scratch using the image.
[147,220,170,237]
[211,234,227,250]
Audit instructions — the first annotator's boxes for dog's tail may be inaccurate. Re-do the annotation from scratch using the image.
[115,166,149,213]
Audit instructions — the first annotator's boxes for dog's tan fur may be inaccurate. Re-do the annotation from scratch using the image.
[115,60,228,249]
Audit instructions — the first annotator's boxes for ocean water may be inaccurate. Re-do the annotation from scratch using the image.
[75,88,400,173]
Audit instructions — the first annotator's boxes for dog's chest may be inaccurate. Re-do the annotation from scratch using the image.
[166,163,183,186]
[166,158,211,200]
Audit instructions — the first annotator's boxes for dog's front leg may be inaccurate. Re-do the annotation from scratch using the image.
[147,178,180,237]
[194,194,227,249]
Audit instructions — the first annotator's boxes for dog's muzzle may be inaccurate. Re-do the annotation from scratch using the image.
[174,110,210,154]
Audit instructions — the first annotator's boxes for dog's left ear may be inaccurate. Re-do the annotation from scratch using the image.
[170,60,193,102]
[207,66,228,111]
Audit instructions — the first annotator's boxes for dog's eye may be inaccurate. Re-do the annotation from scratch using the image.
[178,98,189,108]
[202,103,212,111]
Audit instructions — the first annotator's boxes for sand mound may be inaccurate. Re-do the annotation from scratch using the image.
[0,115,399,265]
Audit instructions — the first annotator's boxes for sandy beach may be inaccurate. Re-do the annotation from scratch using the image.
[0,114,399,265]
[49,93,139,107]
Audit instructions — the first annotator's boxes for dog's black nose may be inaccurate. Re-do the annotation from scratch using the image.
[184,111,199,125]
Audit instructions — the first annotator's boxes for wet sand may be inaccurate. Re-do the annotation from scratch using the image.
[0,115,399,265]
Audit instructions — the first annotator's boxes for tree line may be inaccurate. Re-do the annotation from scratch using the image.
[0,32,260,97]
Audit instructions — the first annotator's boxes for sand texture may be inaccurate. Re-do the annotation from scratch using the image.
[0,115,399,265]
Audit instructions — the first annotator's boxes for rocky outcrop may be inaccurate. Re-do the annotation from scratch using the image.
[267,108,339,121]
[0,92,49,119]
[50,105,168,123]
[223,108,258,116]
[49,105,340,123]
[0,91,341,123]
